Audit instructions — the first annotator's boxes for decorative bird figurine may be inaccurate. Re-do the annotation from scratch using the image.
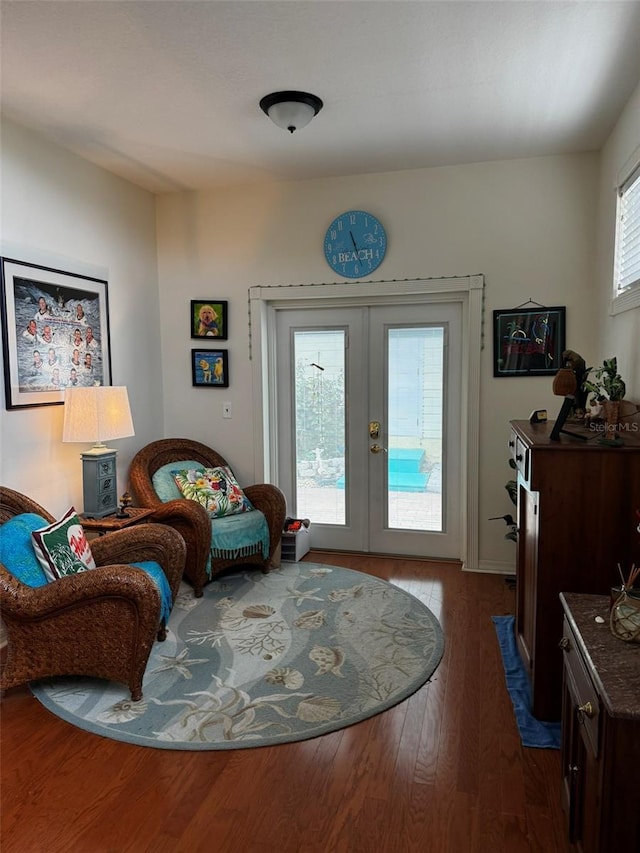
[489,514,516,527]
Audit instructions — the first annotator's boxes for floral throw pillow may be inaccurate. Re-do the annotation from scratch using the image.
[173,466,254,518]
[31,507,97,581]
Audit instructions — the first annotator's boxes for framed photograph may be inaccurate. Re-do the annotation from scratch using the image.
[191,348,229,388]
[190,300,228,340]
[1,258,111,409]
[493,306,566,377]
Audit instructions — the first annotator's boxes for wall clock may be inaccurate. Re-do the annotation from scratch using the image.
[324,210,387,279]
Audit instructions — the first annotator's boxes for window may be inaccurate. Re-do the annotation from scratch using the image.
[613,162,640,313]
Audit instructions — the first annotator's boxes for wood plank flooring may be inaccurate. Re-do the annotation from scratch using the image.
[1,553,572,853]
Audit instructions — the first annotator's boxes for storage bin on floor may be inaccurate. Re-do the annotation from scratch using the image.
[281,525,311,562]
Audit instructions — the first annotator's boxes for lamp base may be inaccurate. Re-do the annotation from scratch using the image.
[81,450,118,517]
[82,443,117,455]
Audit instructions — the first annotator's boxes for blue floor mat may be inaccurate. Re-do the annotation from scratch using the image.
[492,615,561,749]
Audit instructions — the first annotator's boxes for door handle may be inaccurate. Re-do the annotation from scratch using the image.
[370,444,387,454]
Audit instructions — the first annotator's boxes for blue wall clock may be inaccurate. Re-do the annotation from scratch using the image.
[324,210,387,279]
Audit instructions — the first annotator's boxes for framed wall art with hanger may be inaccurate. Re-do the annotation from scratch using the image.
[493,303,566,377]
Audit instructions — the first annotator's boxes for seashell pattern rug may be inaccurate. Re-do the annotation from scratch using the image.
[30,562,444,750]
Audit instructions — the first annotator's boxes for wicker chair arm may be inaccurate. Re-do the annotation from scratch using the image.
[243,484,287,563]
[141,499,211,538]
[90,523,186,602]
[243,483,286,513]
[0,564,160,622]
[135,502,211,594]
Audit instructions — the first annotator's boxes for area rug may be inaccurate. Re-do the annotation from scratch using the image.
[492,615,561,749]
[30,563,444,750]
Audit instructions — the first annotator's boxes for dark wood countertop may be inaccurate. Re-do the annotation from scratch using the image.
[560,592,640,721]
[511,419,640,449]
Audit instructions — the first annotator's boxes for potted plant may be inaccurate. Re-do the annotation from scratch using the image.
[583,357,626,430]
[489,458,518,543]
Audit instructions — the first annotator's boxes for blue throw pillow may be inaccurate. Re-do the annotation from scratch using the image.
[0,513,50,587]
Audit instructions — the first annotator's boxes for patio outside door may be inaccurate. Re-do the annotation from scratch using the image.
[275,302,462,558]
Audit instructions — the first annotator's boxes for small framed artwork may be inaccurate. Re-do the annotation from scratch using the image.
[190,300,228,340]
[493,306,566,377]
[191,348,229,387]
[0,257,111,409]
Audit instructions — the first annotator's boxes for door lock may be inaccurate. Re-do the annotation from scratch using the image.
[369,421,380,438]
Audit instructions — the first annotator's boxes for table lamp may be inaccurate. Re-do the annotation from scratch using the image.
[62,386,135,517]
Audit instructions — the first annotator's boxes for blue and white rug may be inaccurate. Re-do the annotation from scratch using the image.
[31,563,445,750]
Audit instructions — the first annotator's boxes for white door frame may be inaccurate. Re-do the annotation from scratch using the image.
[249,275,484,572]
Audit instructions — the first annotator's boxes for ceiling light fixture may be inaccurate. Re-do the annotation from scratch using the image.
[259,91,323,134]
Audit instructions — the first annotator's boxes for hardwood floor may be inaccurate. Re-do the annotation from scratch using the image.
[1,553,571,853]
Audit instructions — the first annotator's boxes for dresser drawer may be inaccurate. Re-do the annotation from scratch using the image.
[509,430,529,481]
[96,456,116,477]
[561,617,600,757]
[98,474,116,495]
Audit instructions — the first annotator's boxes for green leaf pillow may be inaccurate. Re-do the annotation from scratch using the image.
[173,466,254,518]
[31,507,96,581]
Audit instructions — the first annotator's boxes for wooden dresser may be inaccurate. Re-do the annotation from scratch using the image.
[559,593,640,853]
[509,418,640,721]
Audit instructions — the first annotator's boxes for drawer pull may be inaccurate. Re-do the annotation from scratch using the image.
[516,454,523,461]
[577,701,596,721]
[508,440,515,448]
[559,637,570,651]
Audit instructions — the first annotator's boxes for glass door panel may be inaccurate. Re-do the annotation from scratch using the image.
[387,326,444,531]
[293,330,346,525]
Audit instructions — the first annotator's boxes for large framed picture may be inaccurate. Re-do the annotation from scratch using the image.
[190,300,228,340]
[0,258,111,409]
[493,306,566,377]
[191,348,229,388]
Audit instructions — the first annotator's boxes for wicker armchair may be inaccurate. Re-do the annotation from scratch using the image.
[129,438,286,597]
[0,486,186,701]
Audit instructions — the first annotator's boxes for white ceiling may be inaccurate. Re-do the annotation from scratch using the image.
[2,1,640,194]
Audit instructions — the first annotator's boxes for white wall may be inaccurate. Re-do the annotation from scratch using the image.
[594,80,640,400]
[156,152,600,571]
[6,113,633,571]
[0,120,162,515]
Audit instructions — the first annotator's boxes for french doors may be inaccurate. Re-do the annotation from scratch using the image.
[274,301,462,558]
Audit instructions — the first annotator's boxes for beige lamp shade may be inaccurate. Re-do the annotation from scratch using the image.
[63,386,135,451]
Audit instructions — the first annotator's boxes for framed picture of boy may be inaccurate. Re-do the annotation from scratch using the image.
[190,300,228,340]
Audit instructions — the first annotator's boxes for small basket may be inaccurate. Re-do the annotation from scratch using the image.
[610,590,640,643]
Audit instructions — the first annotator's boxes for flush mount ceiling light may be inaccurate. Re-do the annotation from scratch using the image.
[259,91,323,134]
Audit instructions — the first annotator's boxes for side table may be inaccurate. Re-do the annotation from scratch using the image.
[80,507,155,535]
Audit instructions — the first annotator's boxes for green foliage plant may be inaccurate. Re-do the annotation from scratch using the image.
[583,357,626,402]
